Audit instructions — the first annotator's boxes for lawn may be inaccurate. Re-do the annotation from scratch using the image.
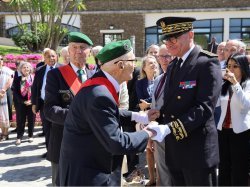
[0,45,24,55]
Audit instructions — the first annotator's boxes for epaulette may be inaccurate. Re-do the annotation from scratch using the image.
[200,49,218,58]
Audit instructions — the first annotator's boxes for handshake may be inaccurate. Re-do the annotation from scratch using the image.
[132,109,171,142]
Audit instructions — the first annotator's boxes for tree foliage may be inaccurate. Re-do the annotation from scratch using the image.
[8,0,86,52]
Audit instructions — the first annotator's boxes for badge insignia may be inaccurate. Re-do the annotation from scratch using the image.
[179,80,196,89]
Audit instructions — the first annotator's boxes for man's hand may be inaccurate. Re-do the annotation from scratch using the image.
[147,109,160,121]
[32,105,37,114]
[147,121,171,142]
[139,99,150,111]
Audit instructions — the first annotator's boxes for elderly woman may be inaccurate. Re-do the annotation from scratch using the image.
[12,61,35,145]
[0,55,14,141]
[217,53,250,186]
[136,55,159,186]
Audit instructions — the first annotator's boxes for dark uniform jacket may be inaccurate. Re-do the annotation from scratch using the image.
[43,64,95,163]
[59,70,149,186]
[161,46,222,169]
[31,64,61,112]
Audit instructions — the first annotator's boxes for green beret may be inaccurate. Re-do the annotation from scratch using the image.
[68,32,93,46]
[96,39,132,64]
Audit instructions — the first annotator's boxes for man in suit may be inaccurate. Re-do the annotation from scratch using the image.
[147,17,222,186]
[151,44,174,186]
[207,36,219,54]
[59,39,162,186]
[43,32,96,186]
[31,49,59,157]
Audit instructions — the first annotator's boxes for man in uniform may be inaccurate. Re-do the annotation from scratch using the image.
[59,39,161,186]
[148,17,222,186]
[43,32,95,186]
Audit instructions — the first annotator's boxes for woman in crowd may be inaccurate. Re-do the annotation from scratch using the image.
[0,55,14,141]
[217,53,250,186]
[136,55,159,185]
[12,61,35,145]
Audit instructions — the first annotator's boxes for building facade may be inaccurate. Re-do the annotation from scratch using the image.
[0,0,250,56]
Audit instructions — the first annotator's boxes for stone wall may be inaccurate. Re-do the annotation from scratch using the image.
[81,13,145,57]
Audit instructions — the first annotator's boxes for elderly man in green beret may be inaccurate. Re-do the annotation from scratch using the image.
[43,31,96,186]
[59,39,161,186]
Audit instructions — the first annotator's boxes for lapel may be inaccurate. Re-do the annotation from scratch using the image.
[142,78,149,97]
[163,46,200,106]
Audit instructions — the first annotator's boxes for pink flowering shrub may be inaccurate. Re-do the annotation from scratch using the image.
[3,54,42,70]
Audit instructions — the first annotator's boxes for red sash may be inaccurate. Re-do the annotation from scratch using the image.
[81,77,119,105]
[58,65,82,96]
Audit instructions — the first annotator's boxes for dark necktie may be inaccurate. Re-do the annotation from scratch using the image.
[50,66,53,70]
[77,69,84,83]
[154,73,167,100]
[77,69,86,83]
[171,58,183,84]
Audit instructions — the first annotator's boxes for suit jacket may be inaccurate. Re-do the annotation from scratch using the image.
[217,81,250,133]
[151,73,166,110]
[136,77,152,103]
[12,75,33,104]
[207,42,218,54]
[44,64,95,163]
[31,63,62,112]
[127,67,140,111]
[59,71,149,186]
[161,46,222,169]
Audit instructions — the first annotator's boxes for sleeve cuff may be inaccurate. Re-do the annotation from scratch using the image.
[232,83,241,93]
[132,111,149,125]
[168,119,188,141]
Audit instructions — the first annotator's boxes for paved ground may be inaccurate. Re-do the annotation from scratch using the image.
[0,126,147,187]
[0,126,51,186]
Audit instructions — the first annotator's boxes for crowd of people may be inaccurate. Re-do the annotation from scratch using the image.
[0,16,250,186]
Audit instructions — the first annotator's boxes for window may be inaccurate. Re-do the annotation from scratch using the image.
[103,33,122,45]
[145,19,223,51]
[6,23,80,46]
[230,18,250,43]
[193,19,223,49]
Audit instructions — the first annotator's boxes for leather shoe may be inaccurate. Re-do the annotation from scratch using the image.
[38,133,45,137]
[28,137,33,143]
[16,139,21,145]
[41,152,47,158]
[11,128,17,133]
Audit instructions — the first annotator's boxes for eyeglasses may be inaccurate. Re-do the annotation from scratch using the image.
[162,33,184,44]
[114,59,137,64]
[158,55,172,59]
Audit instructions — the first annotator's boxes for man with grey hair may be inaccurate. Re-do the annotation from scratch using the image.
[59,39,161,186]
[224,39,246,60]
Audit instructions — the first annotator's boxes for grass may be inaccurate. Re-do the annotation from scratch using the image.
[0,45,24,55]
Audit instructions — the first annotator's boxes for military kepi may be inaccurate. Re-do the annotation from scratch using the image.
[68,31,93,46]
[96,39,132,64]
[156,17,196,41]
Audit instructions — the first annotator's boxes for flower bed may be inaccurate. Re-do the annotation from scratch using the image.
[3,54,42,70]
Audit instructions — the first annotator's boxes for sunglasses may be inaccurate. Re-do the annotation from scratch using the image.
[114,59,137,64]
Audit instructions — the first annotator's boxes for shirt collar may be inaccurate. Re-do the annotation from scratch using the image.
[70,62,86,74]
[46,63,56,70]
[180,44,195,63]
[102,70,120,93]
